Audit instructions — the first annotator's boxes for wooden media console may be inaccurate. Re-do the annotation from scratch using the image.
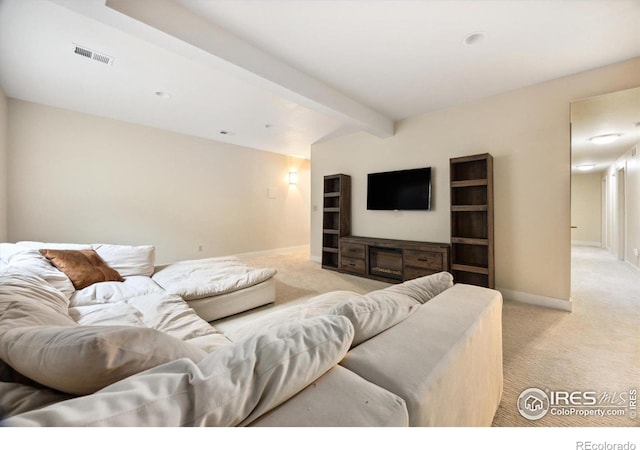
[339,236,451,284]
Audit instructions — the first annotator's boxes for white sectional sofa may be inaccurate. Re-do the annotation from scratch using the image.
[0,242,503,426]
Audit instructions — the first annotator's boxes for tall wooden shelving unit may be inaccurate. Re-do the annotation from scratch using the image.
[449,154,494,288]
[321,174,351,270]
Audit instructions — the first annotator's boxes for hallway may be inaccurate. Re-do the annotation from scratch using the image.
[492,245,639,426]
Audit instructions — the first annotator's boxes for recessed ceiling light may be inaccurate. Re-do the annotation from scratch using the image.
[463,32,487,46]
[588,133,622,145]
[154,91,171,99]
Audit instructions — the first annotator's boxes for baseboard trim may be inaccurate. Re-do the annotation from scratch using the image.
[497,287,572,312]
[235,245,309,259]
[624,261,640,274]
[571,240,602,247]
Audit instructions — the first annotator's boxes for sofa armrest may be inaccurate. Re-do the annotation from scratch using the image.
[340,283,503,426]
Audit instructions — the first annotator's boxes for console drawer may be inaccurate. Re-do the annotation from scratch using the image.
[404,266,438,281]
[341,242,366,259]
[340,256,366,274]
[404,250,443,270]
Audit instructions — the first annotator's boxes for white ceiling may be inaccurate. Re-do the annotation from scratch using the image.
[571,86,640,174]
[0,0,639,159]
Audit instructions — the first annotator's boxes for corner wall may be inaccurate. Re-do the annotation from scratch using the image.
[7,100,310,264]
[311,57,640,308]
[0,85,7,241]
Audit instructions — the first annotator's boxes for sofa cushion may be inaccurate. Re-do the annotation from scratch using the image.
[327,290,419,346]
[0,355,75,419]
[0,272,76,330]
[70,293,231,354]
[384,271,454,303]
[70,275,165,306]
[39,249,124,290]
[249,365,409,427]
[4,250,75,299]
[152,256,277,300]
[0,325,208,395]
[4,315,354,426]
[92,244,156,277]
[221,290,361,341]
[0,381,73,419]
[224,288,418,347]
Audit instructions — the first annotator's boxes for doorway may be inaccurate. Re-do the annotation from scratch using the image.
[570,86,640,300]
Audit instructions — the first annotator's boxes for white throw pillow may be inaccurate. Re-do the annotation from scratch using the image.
[328,291,420,347]
[0,325,207,395]
[385,271,454,304]
[4,315,354,426]
[92,244,156,277]
[16,241,92,251]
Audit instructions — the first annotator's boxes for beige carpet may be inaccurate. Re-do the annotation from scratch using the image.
[492,246,639,427]
[223,246,639,427]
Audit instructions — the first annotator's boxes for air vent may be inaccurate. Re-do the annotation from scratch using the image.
[73,44,114,65]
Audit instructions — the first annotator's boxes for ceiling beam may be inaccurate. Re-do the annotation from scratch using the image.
[50,0,394,138]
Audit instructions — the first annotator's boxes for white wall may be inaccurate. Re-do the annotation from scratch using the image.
[0,85,7,241]
[604,143,640,270]
[571,172,602,246]
[312,57,640,309]
[7,100,310,264]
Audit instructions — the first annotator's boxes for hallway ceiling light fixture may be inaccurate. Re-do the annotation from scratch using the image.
[588,133,622,144]
[576,163,596,171]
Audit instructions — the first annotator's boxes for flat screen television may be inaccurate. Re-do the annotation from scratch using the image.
[367,167,431,211]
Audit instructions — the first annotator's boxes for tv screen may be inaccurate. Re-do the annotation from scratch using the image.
[367,167,431,211]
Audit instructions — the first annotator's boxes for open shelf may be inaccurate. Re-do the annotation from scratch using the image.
[321,174,351,270]
[451,237,489,246]
[450,154,494,288]
[451,205,488,212]
[451,179,488,188]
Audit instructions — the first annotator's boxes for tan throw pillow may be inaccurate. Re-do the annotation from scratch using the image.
[0,325,208,395]
[40,249,124,290]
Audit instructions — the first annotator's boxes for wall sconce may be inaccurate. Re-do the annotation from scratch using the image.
[288,171,298,185]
